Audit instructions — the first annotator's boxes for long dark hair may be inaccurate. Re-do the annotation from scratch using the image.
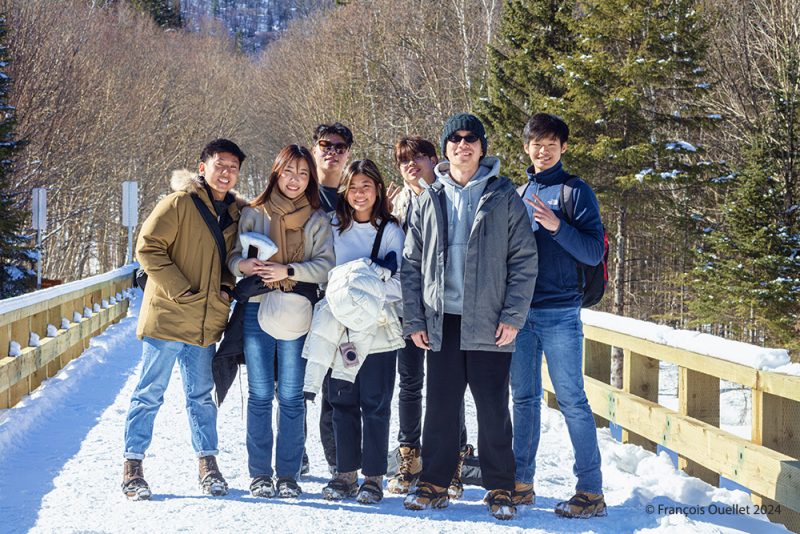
[252,144,320,209]
[334,159,397,234]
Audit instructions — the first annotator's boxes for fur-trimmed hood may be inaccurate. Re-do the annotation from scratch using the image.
[170,169,249,207]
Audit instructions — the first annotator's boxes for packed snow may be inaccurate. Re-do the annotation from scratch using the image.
[0,291,789,533]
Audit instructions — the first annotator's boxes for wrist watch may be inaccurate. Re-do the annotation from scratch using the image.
[287,266,295,277]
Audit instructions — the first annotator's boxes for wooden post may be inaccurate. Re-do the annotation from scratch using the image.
[621,349,658,451]
[752,390,800,532]
[678,367,720,486]
[584,338,611,427]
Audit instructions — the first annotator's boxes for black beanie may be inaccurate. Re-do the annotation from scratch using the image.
[440,113,488,159]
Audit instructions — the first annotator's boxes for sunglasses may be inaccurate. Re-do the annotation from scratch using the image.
[447,133,480,144]
[317,139,350,155]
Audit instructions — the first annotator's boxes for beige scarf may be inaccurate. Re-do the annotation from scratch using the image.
[265,191,313,291]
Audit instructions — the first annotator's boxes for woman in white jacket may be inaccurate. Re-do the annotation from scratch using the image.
[320,159,405,505]
[227,145,335,499]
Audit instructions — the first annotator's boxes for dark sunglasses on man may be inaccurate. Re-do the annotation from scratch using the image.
[447,132,480,144]
[317,139,350,155]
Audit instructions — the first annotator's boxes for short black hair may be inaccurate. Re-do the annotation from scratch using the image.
[393,136,437,167]
[200,138,246,166]
[523,113,569,144]
[312,122,354,147]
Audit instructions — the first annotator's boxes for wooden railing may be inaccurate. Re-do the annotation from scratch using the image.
[541,312,800,532]
[0,266,136,408]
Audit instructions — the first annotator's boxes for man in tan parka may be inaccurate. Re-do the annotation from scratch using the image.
[122,139,247,500]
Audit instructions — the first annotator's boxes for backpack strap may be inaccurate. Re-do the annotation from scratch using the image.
[559,176,579,224]
[370,218,390,260]
[190,193,229,280]
[516,181,531,198]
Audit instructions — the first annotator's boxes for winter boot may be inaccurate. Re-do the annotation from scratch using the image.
[448,443,473,499]
[322,470,358,500]
[276,477,302,498]
[199,455,228,496]
[555,491,607,518]
[122,459,151,501]
[356,476,384,504]
[300,451,310,476]
[403,481,449,510]
[512,481,535,505]
[485,489,516,520]
[387,446,422,494]
[250,475,275,498]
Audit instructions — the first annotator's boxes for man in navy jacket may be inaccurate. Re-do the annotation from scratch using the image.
[511,113,607,518]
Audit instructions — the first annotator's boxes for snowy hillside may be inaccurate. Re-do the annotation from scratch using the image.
[0,291,788,533]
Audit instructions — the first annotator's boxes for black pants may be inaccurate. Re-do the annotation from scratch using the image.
[420,314,514,490]
[320,371,337,468]
[397,337,468,449]
[328,350,397,476]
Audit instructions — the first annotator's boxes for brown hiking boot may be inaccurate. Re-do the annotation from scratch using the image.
[122,459,151,501]
[512,481,535,505]
[555,491,607,518]
[322,470,358,500]
[199,455,228,496]
[404,481,449,510]
[485,489,516,520]
[387,446,422,494]
[448,443,473,499]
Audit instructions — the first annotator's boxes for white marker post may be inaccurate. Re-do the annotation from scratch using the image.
[121,181,138,264]
[31,188,47,289]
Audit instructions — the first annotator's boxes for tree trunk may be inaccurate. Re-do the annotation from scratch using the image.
[611,201,627,389]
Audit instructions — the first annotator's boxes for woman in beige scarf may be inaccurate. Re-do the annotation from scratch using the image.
[228,144,335,500]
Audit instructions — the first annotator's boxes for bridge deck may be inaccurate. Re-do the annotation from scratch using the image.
[0,294,784,533]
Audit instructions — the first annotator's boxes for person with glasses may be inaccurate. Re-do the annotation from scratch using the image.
[387,136,471,499]
[401,113,537,520]
[309,122,354,478]
[512,113,606,518]
[312,122,354,213]
[122,139,247,500]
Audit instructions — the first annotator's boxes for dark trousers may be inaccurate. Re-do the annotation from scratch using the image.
[397,338,468,449]
[320,371,337,468]
[328,350,397,476]
[420,314,515,490]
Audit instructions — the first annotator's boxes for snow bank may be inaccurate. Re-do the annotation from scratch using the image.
[582,310,793,373]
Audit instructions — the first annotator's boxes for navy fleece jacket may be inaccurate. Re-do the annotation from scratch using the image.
[521,161,604,309]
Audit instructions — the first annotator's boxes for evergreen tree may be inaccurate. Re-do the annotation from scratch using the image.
[554,0,712,191]
[477,0,574,183]
[0,15,34,298]
[129,0,183,28]
[689,148,800,348]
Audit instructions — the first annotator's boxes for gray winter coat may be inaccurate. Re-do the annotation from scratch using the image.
[401,173,538,352]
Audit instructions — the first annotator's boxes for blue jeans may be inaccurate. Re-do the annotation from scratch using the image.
[124,336,218,459]
[510,306,603,494]
[243,303,307,479]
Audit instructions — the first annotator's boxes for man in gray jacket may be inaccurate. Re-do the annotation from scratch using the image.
[401,113,537,520]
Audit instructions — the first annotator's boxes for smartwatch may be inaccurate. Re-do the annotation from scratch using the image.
[287,266,295,277]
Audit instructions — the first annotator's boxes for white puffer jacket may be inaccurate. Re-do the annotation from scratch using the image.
[302,258,404,398]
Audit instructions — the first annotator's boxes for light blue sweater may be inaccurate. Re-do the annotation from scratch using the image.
[435,156,501,314]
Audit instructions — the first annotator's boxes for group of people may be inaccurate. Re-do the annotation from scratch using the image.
[121,112,607,521]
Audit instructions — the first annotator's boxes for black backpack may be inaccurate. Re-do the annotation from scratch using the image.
[518,177,609,308]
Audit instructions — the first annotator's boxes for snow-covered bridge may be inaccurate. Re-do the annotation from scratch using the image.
[0,267,798,533]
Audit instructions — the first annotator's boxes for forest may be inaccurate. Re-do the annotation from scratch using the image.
[0,0,797,353]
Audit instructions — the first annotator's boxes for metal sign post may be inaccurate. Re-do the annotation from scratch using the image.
[121,181,138,264]
[31,188,47,289]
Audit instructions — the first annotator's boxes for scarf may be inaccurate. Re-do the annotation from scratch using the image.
[265,191,313,291]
